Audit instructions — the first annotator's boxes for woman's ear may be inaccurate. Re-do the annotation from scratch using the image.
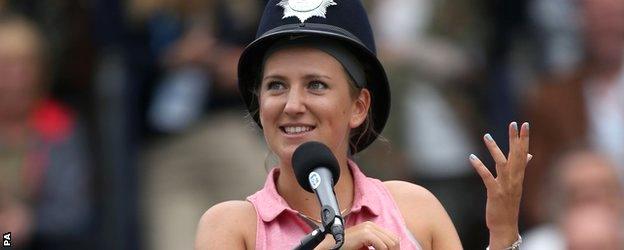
[350,88,371,129]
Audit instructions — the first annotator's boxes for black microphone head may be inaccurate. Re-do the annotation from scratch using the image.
[292,141,340,193]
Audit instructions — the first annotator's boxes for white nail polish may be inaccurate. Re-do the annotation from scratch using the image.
[469,154,478,160]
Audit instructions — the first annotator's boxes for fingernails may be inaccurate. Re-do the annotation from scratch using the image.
[511,122,518,132]
[469,154,478,161]
[522,122,529,131]
[528,153,533,161]
[484,133,494,142]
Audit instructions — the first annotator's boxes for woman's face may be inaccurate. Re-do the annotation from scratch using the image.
[259,46,370,165]
[0,23,43,120]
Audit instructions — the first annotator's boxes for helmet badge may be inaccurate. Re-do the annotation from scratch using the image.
[277,0,338,23]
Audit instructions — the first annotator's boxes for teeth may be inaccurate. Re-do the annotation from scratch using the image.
[284,126,312,134]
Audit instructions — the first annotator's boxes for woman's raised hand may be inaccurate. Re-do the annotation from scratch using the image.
[314,221,400,250]
[469,122,530,250]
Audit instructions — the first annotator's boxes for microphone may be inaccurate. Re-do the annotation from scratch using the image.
[292,141,345,249]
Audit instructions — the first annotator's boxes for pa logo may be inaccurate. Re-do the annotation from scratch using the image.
[3,232,10,247]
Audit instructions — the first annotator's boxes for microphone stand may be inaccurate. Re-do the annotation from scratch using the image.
[294,206,345,250]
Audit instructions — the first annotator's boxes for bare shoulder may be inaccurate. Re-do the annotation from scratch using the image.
[382,181,443,229]
[195,200,257,250]
[383,181,462,249]
[383,180,439,205]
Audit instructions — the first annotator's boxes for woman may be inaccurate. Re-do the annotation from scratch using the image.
[196,1,529,249]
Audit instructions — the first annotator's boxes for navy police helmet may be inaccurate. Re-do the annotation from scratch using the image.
[238,0,390,153]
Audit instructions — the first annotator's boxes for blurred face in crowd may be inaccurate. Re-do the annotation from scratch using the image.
[581,0,624,65]
[557,152,623,211]
[562,205,624,250]
[0,19,43,121]
[259,46,369,165]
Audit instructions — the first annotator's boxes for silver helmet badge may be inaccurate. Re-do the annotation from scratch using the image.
[277,0,338,23]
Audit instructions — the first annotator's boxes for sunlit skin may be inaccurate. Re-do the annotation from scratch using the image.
[258,46,370,221]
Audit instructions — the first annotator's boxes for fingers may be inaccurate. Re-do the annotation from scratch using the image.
[373,224,401,250]
[519,122,530,155]
[345,221,400,250]
[514,122,529,157]
[469,154,496,188]
[469,149,531,189]
[483,133,507,167]
[361,232,388,250]
[507,122,520,161]
[367,230,398,250]
[508,122,519,148]
[475,122,530,188]
[508,122,529,176]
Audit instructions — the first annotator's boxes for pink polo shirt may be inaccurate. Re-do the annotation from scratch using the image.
[247,160,423,249]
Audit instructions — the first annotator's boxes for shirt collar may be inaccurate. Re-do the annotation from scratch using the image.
[249,167,298,222]
[248,159,381,223]
[347,159,382,216]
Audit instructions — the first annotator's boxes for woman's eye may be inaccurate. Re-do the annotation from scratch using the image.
[266,81,285,90]
[308,80,328,90]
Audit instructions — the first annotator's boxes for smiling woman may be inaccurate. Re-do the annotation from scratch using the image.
[195,1,530,249]
[259,45,370,166]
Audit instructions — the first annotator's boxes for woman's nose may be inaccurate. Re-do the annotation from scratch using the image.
[283,89,306,116]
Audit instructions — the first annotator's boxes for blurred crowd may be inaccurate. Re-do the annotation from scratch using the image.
[0,0,622,249]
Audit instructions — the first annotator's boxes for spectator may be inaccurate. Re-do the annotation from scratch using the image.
[0,12,91,249]
[522,149,624,250]
[136,0,263,133]
[137,1,268,250]
[523,0,624,226]
[562,205,624,250]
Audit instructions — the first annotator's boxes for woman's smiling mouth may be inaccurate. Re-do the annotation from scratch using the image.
[280,125,316,135]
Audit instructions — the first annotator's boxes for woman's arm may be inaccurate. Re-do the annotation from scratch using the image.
[469,122,530,249]
[385,181,463,250]
[194,200,256,250]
